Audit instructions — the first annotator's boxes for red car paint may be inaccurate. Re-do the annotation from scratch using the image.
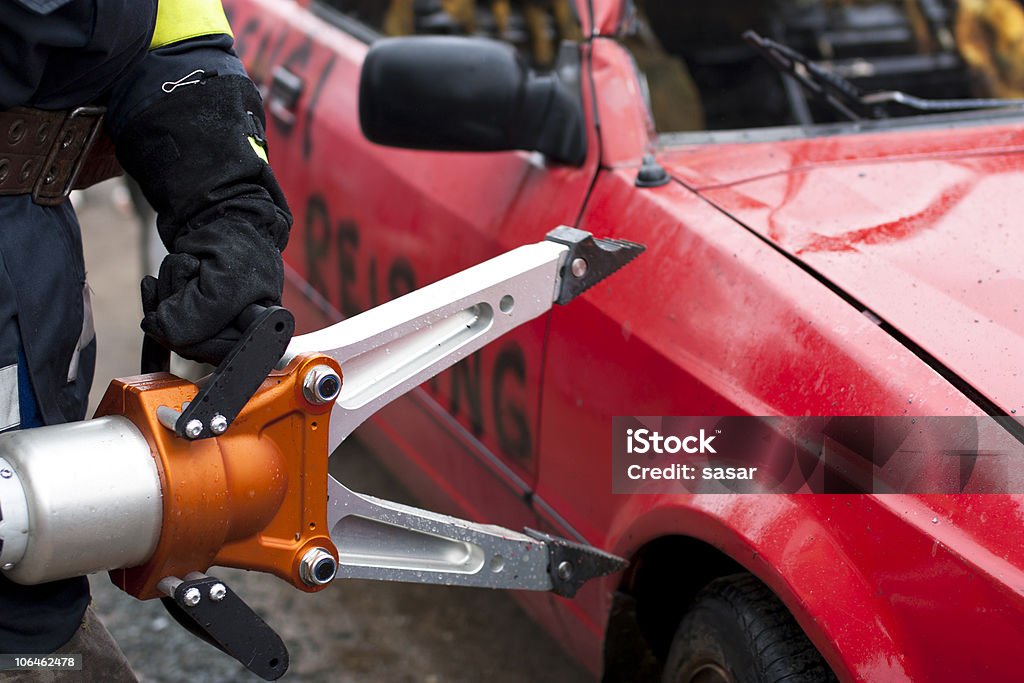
[225,1,1024,680]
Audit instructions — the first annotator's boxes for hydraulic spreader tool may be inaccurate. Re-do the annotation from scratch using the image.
[0,227,643,679]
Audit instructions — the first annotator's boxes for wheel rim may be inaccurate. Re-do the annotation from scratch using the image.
[687,662,734,683]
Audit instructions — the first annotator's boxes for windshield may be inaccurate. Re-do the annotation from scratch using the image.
[624,0,1024,140]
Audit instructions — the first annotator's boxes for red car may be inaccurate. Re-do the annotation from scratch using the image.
[223,0,1024,680]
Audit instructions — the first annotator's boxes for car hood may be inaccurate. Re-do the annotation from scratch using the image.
[659,125,1024,415]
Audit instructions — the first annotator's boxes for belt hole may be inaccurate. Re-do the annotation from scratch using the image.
[43,165,57,185]
[19,159,34,182]
[0,159,8,184]
[60,131,74,150]
[8,120,25,146]
[37,123,50,145]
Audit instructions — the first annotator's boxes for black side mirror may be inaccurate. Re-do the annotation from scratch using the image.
[359,37,587,166]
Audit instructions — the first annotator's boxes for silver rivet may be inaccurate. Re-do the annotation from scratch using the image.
[299,547,338,586]
[8,120,25,145]
[570,258,588,278]
[556,561,573,581]
[183,587,202,607]
[302,365,342,406]
[184,419,204,439]
[209,583,227,601]
[209,414,228,435]
[0,468,11,479]
[2,563,14,571]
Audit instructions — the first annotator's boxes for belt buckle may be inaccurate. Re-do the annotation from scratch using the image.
[32,106,106,207]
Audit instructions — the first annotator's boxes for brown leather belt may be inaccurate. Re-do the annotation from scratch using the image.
[0,106,123,206]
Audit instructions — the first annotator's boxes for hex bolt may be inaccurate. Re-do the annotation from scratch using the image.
[570,258,588,278]
[556,560,574,582]
[0,468,11,479]
[209,583,228,602]
[299,547,338,586]
[184,419,204,439]
[302,365,342,406]
[183,587,202,607]
[209,414,228,435]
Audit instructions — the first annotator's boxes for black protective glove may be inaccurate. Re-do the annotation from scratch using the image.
[114,73,291,365]
[139,220,284,364]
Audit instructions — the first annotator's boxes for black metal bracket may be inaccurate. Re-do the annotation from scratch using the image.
[169,305,294,441]
[161,574,289,681]
[524,528,628,598]
[544,227,645,306]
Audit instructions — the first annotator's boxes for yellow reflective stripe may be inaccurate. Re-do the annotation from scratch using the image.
[150,0,234,50]
[248,136,268,163]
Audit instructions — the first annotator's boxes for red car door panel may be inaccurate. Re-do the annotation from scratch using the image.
[226,0,600,531]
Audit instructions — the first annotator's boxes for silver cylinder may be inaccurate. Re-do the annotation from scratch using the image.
[0,456,30,569]
[0,416,163,585]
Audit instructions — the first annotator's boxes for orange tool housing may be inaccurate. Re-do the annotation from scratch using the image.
[94,353,341,600]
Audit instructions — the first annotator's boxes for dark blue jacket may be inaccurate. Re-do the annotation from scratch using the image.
[0,0,248,655]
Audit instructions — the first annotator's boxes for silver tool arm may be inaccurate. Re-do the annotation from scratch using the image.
[283,239,569,448]
[327,485,555,591]
[285,227,643,596]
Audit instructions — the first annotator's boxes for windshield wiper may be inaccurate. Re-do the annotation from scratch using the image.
[860,90,1024,112]
[743,30,880,121]
[743,31,1024,122]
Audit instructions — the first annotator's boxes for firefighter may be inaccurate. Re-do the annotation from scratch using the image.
[0,1,291,679]
[624,2,706,132]
[383,0,582,68]
[489,0,582,67]
[956,0,1024,98]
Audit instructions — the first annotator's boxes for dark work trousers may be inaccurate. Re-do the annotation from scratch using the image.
[0,197,97,661]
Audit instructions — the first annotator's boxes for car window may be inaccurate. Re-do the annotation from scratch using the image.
[314,0,583,68]
[622,0,1024,137]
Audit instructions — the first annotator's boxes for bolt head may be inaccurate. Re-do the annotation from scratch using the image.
[183,587,202,607]
[184,419,204,439]
[209,414,228,435]
[570,258,588,278]
[299,547,338,586]
[209,583,227,601]
[0,468,11,479]
[303,365,342,406]
[556,560,574,582]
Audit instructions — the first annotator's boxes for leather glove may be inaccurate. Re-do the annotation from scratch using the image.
[114,73,292,365]
[140,220,284,364]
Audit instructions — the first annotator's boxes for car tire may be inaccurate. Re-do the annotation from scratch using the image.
[661,573,837,683]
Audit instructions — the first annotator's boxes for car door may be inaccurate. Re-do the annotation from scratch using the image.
[223,0,600,532]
